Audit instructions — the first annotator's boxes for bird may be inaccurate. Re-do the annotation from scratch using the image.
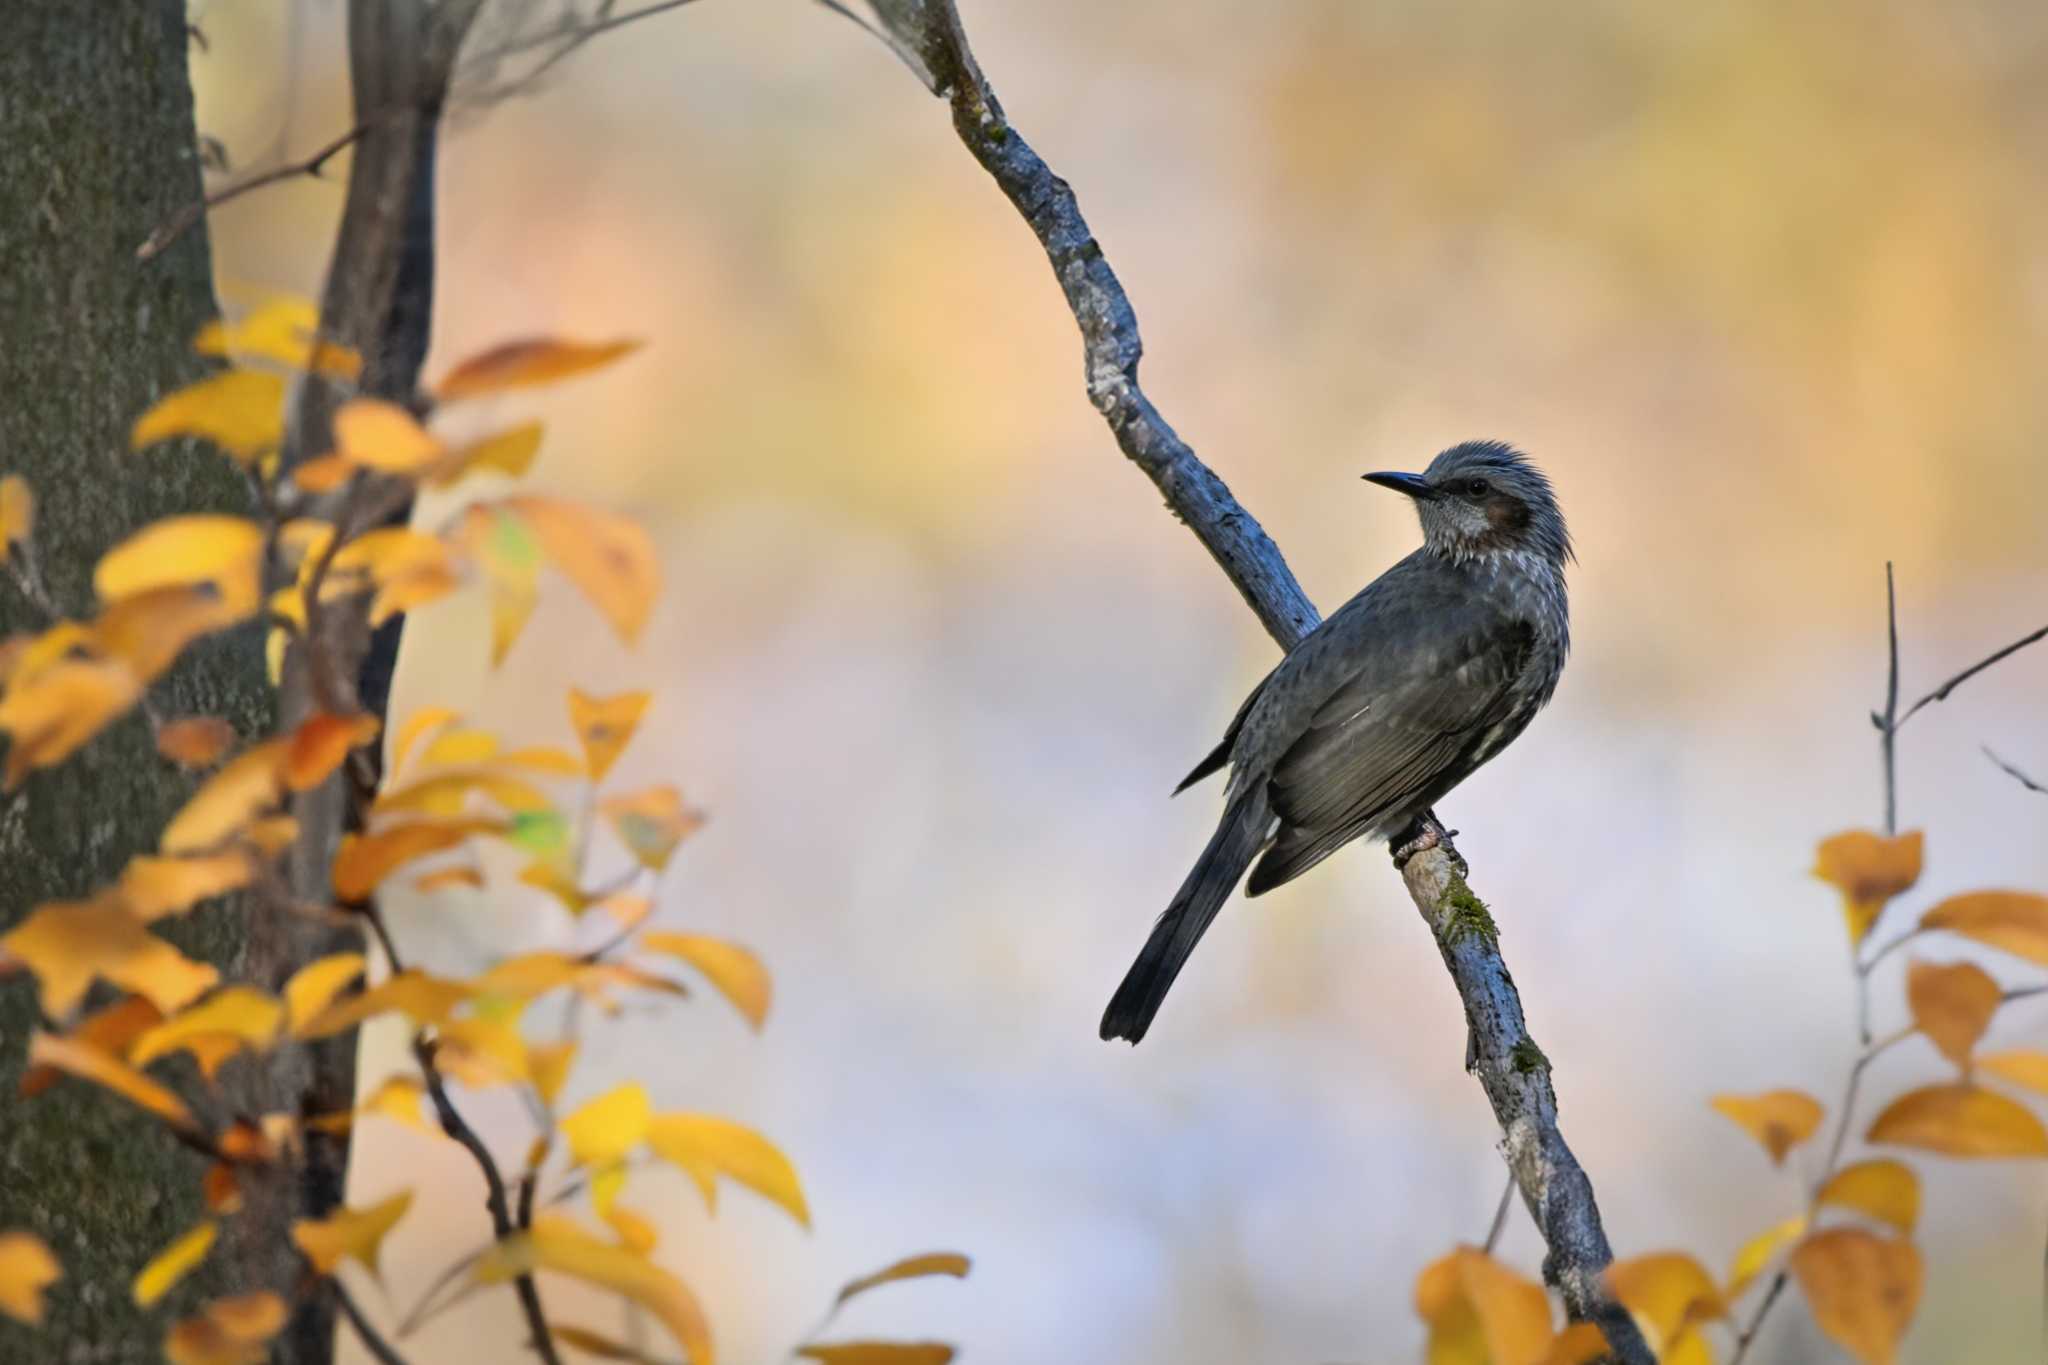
[1100,440,1573,1044]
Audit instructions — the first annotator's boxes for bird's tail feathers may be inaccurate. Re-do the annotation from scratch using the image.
[1099,792,1269,1044]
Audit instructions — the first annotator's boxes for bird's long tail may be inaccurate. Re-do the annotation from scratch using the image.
[1100,792,1270,1044]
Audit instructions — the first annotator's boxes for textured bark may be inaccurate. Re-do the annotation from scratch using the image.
[835,3,1652,1359]
[0,4,275,1359]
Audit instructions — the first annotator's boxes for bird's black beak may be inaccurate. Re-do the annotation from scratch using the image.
[1362,471,1439,501]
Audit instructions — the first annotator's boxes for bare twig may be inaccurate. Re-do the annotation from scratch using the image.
[333,1276,414,1365]
[1729,1272,1790,1365]
[833,5,1646,1358]
[1985,746,2048,797]
[1880,563,1901,836]
[1482,1170,1516,1255]
[1895,621,2048,729]
[136,122,372,261]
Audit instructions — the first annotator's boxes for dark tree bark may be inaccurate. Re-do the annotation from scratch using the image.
[0,4,275,1359]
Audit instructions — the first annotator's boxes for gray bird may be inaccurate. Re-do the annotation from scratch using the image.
[1100,441,1572,1044]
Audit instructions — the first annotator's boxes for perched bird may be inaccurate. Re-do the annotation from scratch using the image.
[1100,441,1573,1044]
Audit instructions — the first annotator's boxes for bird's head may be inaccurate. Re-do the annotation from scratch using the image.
[1364,441,1572,568]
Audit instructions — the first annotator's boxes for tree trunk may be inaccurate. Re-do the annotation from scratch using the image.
[0,3,278,1360]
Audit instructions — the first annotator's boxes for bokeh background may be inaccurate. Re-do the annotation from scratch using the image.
[187,1,2048,1360]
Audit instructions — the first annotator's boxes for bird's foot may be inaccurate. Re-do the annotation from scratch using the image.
[1392,809,1466,873]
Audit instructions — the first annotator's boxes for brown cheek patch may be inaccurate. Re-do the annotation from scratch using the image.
[1486,498,1531,534]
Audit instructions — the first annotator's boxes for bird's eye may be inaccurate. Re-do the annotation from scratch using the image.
[1465,478,1490,497]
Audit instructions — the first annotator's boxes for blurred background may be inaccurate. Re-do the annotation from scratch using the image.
[188,1,2048,1360]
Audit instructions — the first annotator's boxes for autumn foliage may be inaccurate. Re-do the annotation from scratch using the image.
[0,299,966,1364]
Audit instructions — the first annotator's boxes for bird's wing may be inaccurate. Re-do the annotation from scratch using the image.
[1173,668,1274,795]
[1250,611,1535,891]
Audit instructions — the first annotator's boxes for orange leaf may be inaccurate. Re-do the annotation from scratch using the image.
[1813,830,1923,943]
[26,1033,197,1132]
[435,337,641,401]
[1866,1083,2048,1157]
[1413,1247,1555,1365]
[1816,1160,1920,1234]
[1905,959,2002,1069]
[333,398,444,474]
[291,1190,412,1278]
[1709,1089,1825,1165]
[646,1113,808,1227]
[0,476,34,553]
[160,739,289,853]
[600,786,704,872]
[118,850,254,922]
[640,933,768,1030]
[1788,1229,1921,1365]
[95,515,265,612]
[505,496,660,646]
[568,689,650,782]
[156,716,237,767]
[475,1215,709,1365]
[1537,1323,1612,1365]
[133,1221,218,1308]
[3,897,217,1016]
[0,657,144,788]
[295,970,472,1040]
[331,818,502,901]
[1602,1252,1726,1349]
[130,369,286,463]
[414,866,485,893]
[20,996,163,1097]
[0,1231,61,1325]
[286,712,380,792]
[283,953,367,1034]
[163,1291,288,1365]
[1920,891,2048,968]
[835,1253,972,1306]
[201,1163,243,1214]
[93,584,249,683]
[797,1348,955,1365]
[289,452,354,494]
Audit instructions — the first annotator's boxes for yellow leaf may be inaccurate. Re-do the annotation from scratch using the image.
[1536,1323,1612,1365]
[520,861,592,916]
[289,452,354,494]
[1788,1229,1921,1365]
[476,1216,710,1365]
[1727,1215,1807,1299]
[1413,1248,1553,1365]
[601,787,705,872]
[569,689,650,782]
[430,421,546,488]
[26,1033,197,1132]
[474,951,586,999]
[529,1041,578,1108]
[286,712,380,792]
[797,1348,955,1365]
[133,1221,218,1308]
[1603,1252,1725,1350]
[452,504,543,665]
[1709,1089,1825,1165]
[163,1291,288,1365]
[1866,1083,2048,1157]
[3,897,217,1016]
[640,933,768,1031]
[1920,891,2048,968]
[156,716,237,768]
[1814,830,1924,943]
[0,476,34,553]
[95,515,265,611]
[94,585,249,686]
[604,1205,658,1255]
[131,986,284,1071]
[1978,1049,2048,1097]
[835,1253,972,1306]
[500,745,586,776]
[1816,1160,1921,1234]
[391,705,462,776]
[160,739,289,853]
[436,1017,531,1088]
[563,1083,653,1168]
[130,370,286,463]
[418,727,499,767]
[291,1190,412,1278]
[553,1323,661,1361]
[331,818,502,901]
[374,769,552,818]
[194,297,359,378]
[357,1075,432,1133]
[1905,959,2002,1069]
[436,338,642,401]
[20,996,163,1097]
[283,953,367,1034]
[415,866,485,893]
[296,970,473,1040]
[0,1231,61,1325]
[598,894,655,933]
[507,496,659,646]
[0,658,144,788]
[118,850,254,922]
[240,815,299,856]
[333,398,445,474]
[646,1113,808,1227]
[589,1163,629,1218]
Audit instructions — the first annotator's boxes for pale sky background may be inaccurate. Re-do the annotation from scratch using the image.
[187,1,2048,1361]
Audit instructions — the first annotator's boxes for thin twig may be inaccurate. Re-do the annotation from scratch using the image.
[1880,563,1900,836]
[137,122,372,261]
[461,0,708,96]
[1729,1271,1791,1365]
[1985,746,2048,797]
[1895,621,2048,730]
[1817,1026,1913,1179]
[333,1275,414,1365]
[1482,1170,1516,1254]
